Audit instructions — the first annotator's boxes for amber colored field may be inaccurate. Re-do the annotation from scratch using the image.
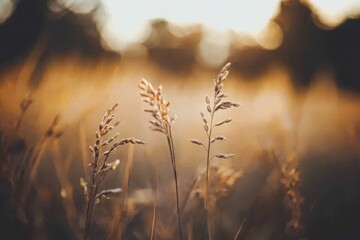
[1,55,360,240]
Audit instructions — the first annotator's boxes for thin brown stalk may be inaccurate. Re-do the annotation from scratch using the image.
[116,144,135,239]
[150,157,158,240]
[138,79,183,240]
[190,63,239,240]
[205,96,216,240]
[233,216,247,240]
[82,104,144,240]
[17,115,62,202]
[167,131,183,240]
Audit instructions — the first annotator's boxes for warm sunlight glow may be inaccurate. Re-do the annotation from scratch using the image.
[99,0,280,50]
[0,0,14,23]
[197,28,232,68]
[308,0,360,26]
[97,0,360,51]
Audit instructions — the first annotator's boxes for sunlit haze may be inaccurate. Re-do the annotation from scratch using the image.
[309,0,360,25]
[99,0,360,50]
[0,0,360,239]
[100,0,279,49]
[0,0,14,23]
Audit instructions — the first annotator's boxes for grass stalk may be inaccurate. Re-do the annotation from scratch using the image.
[117,144,135,239]
[190,63,239,240]
[139,79,183,240]
[150,157,158,240]
[167,131,183,240]
[233,216,247,240]
[204,93,216,240]
[82,104,144,240]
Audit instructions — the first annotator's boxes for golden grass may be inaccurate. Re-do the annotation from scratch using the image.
[81,104,144,240]
[0,57,359,240]
[191,62,239,239]
[139,78,183,239]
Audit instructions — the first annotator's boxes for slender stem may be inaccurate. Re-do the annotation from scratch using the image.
[150,160,158,240]
[205,92,217,240]
[117,144,134,239]
[84,184,97,240]
[84,138,101,240]
[233,216,247,240]
[167,127,183,240]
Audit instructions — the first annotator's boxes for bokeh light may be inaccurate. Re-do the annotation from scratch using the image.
[0,0,14,23]
[96,0,360,51]
[308,0,360,26]
[99,0,280,50]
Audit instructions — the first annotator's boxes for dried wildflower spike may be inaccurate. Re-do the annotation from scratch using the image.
[139,78,183,240]
[190,62,239,240]
[278,153,304,236]
[139,78,174,134]
[82,104,144,240]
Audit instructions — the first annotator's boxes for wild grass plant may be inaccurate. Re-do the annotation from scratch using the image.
[191,63,239,239]
[0,62,315,240]
[138,78,183,240]
[81,103,144,240]
[0,95,63,237]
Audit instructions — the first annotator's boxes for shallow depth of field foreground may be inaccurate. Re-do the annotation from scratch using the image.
[0,0,360,239]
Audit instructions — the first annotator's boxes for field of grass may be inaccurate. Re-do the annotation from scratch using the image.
[0,55,360,240]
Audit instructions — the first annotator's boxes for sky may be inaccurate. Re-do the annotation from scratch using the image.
[1,0,359,51]
[98,0,360,50]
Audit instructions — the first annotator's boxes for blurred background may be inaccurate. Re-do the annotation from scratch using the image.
[0,0,360,239]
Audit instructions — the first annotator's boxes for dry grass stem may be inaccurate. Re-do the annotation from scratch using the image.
[139,78,183,240]
[113,144,135,239]
[82,104,144,240]
[150,160,159,240]
[190,62,239,240]
[233,217,247,240]
[17,115,62,204]
[0,96,63,230]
